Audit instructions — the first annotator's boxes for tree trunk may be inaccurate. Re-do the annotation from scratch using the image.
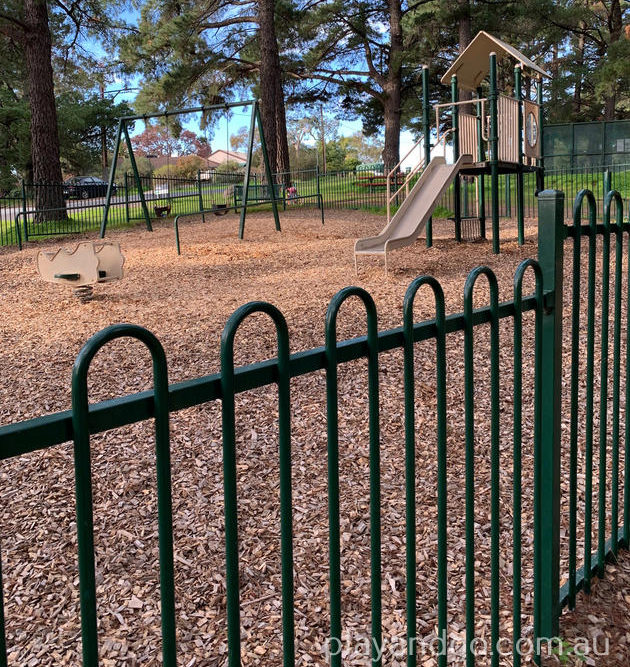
[572,30,585,117]
[603,0,622,120]
[258,0,290,183]
[23,0,66,221]
[382,87,401,171]
[381,0,403,170]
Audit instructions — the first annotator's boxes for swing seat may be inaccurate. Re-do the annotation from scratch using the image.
[212,204,229,216]
[154,205,171,218]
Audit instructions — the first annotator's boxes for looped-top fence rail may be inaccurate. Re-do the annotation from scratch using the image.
[70,324,176,667]
[0,189,629,664]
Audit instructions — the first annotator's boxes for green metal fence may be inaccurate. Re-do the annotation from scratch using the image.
[126,172,249,222]
[560,187,630,607]
[5,164,630,249]
[17,182,131,241]
[1,188,628,663]
[0,172,251,248]
[0,192,22,247]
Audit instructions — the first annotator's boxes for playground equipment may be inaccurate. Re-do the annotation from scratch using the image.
[37,241,125,302]
[355,31,550,268]
[355,155,473,272]
[100,100,280,240]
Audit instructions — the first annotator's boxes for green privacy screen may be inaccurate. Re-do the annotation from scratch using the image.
[545,120,630,169]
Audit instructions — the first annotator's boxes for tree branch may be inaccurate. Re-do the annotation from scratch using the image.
[291,70,381,101]
[0,12,27,35]
[402,0,435,16]
[200,16,257,29]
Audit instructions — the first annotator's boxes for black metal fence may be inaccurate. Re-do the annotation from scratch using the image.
[0,172,253,248]
[3,164,630,249]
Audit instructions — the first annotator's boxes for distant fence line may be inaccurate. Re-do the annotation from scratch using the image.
[1,163,629,247]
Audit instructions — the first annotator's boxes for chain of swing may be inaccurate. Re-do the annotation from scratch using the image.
[160,106,235,196]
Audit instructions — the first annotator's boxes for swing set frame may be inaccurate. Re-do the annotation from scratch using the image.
[99,100,280,240]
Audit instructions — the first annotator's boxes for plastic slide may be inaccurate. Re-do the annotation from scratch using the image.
[354,154,473,270]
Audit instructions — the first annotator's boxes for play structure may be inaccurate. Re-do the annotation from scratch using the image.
[99,100,281,240]
[37,241,125,302]
[355,31,549,268]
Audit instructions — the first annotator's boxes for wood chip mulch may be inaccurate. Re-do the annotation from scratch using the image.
[0,208,628,665]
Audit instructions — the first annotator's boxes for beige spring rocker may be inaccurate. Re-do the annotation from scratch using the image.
[37,241,125,302]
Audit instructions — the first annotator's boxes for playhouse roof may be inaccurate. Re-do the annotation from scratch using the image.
[441,31,550,91]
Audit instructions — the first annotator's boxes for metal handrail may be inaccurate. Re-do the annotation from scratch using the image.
[435,99,487,142]
[386,136,426,223]
[433,98,488,110]
[386,129,454,223]
[386,162,425,222]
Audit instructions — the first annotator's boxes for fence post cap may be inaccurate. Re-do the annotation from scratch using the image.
[537,189,565,201]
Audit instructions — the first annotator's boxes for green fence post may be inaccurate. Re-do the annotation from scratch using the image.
[21,180,28,242]
[489,52,500,253]
[515,64,525,245]
[124,173,130,224]
[423,65,433,247]
[221,303,294,667]
[537,79,545,194]
[197,170,206,223]
[536,190,564,645]
[476,87,486,239]
[72,325,176,667]
[604,170,611,197]
[452,74,462,243]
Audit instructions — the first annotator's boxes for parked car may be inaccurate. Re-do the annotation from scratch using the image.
[63,177,117,200]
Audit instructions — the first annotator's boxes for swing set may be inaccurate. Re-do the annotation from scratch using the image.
[99,100,280,240]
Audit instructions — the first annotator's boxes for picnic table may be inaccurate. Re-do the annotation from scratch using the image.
[354,174,406,191]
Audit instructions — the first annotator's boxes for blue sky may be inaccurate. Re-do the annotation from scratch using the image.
[87,10,419,165]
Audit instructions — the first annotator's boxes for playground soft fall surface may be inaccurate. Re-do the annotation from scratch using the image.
[0,209,628,666]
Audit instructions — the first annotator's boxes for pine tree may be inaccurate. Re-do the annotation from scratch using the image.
[121,0,292,176]
[297,0,423,169]
[0,0,66,218]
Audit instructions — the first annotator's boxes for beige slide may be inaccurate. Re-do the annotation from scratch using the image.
[354,154,473,271]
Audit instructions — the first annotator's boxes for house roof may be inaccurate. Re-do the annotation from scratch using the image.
[210,149,248,164]
[142,154,221,171]
[441,31,551,91]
